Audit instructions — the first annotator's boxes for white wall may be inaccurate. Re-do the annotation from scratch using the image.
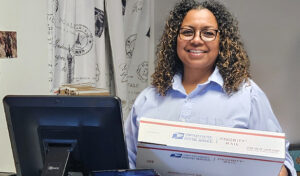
[224,0,300,145]
[154,0,300,144]
[0,0,49,172]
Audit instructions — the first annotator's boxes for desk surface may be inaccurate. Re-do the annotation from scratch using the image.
[0,172,16,176]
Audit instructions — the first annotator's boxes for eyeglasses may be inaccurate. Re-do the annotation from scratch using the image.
[179,27,220,42]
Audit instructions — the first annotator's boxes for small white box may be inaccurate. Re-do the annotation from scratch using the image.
[136,118,285,176]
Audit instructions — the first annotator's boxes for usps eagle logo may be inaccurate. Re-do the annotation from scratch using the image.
[172,132,185,139]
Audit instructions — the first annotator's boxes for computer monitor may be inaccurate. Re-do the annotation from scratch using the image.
[3,95,129,176]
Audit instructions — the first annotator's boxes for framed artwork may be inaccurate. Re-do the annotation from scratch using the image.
[0,31,17,59]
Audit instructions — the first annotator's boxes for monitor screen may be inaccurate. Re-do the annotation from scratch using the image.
[3,95,129,176]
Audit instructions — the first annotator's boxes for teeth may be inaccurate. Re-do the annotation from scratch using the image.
[189,50,205,53]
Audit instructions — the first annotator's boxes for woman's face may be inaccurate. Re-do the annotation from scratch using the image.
[177,9,220,72]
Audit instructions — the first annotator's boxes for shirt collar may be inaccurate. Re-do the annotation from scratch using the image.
[208,67,224,87]
[172,67,224,92]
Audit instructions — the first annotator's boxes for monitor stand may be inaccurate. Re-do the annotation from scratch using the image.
[41,146,71,176]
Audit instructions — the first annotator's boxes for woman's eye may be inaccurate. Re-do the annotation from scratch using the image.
[181,30,194,36]
[202,31,215,37]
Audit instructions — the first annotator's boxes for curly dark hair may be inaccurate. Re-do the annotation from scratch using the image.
[151,0,251,96]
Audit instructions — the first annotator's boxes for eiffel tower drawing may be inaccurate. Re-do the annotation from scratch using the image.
[67,46,74,83]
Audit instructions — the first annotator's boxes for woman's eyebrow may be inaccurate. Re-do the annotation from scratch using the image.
[180,25,194,29]
[180,25,218,29]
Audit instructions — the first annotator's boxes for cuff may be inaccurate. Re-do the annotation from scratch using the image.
[284,161,297,176]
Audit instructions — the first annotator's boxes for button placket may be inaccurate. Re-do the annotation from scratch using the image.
[179,97,193,122]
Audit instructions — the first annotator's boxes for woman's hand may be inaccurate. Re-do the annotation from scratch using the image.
[278,165,289,176]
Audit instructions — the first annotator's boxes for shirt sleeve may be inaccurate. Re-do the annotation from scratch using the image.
[124,87,150,169]
[124,105,139,169]
[248,81,296,176]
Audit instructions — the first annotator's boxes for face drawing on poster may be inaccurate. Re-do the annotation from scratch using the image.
[136,61,148,82]
[125,34,137,58]
[95,8,105,38]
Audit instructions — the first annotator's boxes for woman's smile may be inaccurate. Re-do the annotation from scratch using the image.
[186,49,207,57]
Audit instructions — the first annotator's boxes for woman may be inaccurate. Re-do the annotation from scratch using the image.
[125,0,296,175]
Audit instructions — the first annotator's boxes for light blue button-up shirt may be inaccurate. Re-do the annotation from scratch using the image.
[124,68,296,175]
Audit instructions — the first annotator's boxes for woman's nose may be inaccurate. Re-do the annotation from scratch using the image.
[190,32,204,44]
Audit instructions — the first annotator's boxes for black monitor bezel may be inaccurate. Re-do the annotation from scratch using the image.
[3,95,129,176]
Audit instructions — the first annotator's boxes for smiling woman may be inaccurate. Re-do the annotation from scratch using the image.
[176,9,220,94]
[124,0,296,175]
[151,0,250,96]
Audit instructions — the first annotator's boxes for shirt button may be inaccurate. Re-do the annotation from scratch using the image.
[179,117,186,122]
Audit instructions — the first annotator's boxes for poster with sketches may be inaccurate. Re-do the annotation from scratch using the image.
[0,31,17,59]
[47,0,110,93]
